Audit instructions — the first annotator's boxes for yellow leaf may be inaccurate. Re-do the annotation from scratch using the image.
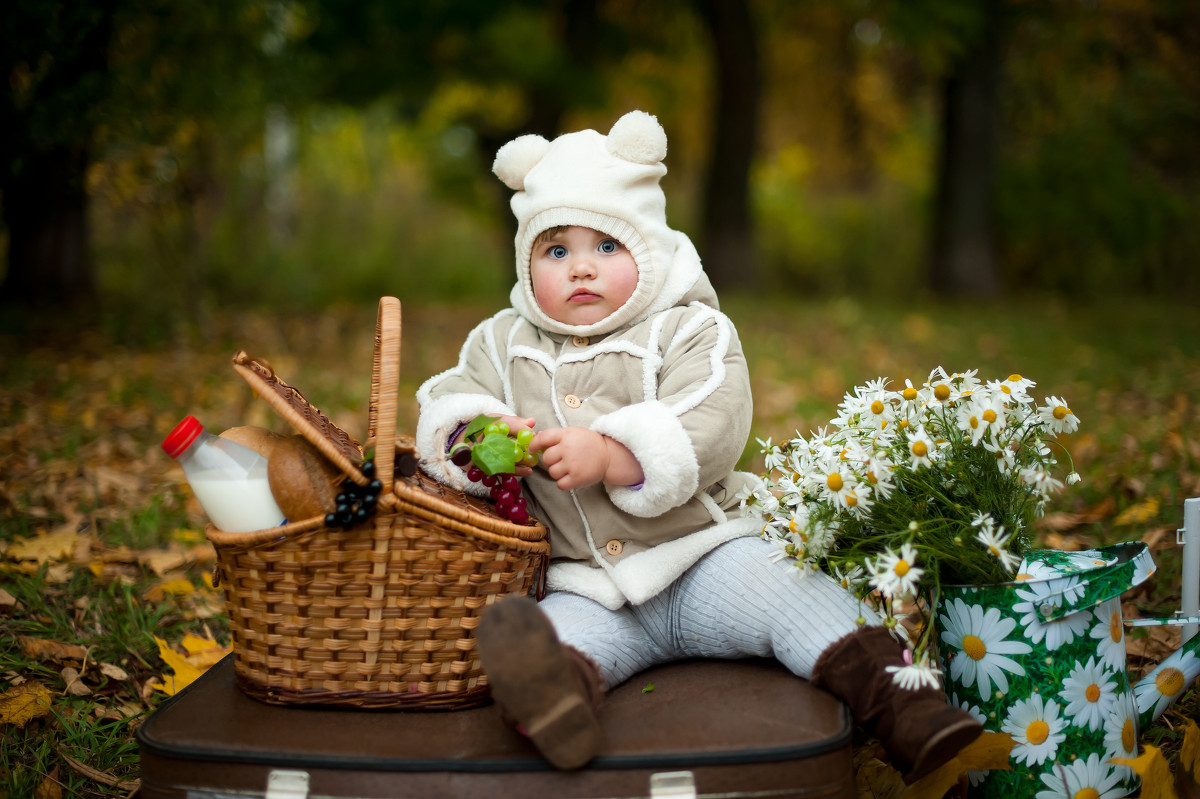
[34,768,63,799]
[0,681,53,727]
[901,732,1013,799]
[151,636,204,696]
[180,632,230,668]
[1111,745,1178,799]
[6,527,79,564]
[1181,718,1200,781]
[1115,496,1161,526]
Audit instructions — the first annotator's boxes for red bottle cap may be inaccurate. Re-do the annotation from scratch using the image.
[162,415,204,458]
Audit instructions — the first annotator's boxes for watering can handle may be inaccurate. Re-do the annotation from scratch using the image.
[1033,541,1156,622]
[1125,615,1200,627]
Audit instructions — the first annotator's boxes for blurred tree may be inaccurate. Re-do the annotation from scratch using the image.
[697,0,761,291]
[1,1,118,308]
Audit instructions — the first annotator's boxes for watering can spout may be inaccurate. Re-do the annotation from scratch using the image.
[1129,616,1200,727]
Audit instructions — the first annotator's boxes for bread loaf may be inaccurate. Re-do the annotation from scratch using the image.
[267,435,341,521]
[219,426,287,459]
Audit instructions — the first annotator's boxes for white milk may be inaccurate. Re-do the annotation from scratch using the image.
[189,472,287,533]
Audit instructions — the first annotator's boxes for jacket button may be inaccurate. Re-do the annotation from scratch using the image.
[605,539,623,556]
[564,394,582,409]
[572,335,590,347]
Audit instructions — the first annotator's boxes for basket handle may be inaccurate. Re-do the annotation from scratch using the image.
[368,297,402,496]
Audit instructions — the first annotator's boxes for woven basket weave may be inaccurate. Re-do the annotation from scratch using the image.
[206,297,550,710]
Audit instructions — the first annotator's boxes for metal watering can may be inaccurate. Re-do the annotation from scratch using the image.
[936,541,1200,797]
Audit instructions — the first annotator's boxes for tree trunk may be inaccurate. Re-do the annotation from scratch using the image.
[929,0,1003,296]
[0,1,117,311]
[697,0,761,292]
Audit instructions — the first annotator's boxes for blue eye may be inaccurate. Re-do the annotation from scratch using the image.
[599,239,618,254]
[549,245,567,259]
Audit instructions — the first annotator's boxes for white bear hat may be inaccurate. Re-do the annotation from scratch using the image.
[493,110,704,337]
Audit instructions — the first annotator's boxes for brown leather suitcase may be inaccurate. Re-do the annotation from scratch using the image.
[137,654,856,799]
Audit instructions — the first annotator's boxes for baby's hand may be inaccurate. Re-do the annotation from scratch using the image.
[530,427,644,491]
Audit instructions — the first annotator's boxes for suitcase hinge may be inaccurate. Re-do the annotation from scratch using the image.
[265,769,310,799]
[650,770,697,799]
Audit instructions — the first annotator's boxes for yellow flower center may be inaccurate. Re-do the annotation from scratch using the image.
[1009,373,1022,381]
[934,384,951,401]
[845,492,858,507]
[903,387,918,401]
[1085,684,1101,703]
[1053,405,1069,420]
[982,409,997,423]
[963,634,986,661]
[911,441,928,457]
[1025,719,1050,745]
[1001,384,1012,394]
[893,559,909,576]
[968,416,979,429]
[1110,613,1122,643]
[1156,667,1185,697]
[827,473,844,491]
[1122,718,1136,752]
[1075,788,1100,799]
[898,419,909,429]
[988,545,1001,556]
[866,471,878,484]
[871,400,885,415]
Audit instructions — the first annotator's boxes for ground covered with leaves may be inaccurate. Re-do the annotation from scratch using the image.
[1,295,1199,797]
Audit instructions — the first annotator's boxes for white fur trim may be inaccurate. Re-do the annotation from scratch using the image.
[591,400,697,517]
[546,516,761,608]
[607,110,667,165]
[415,392,511,493]
[546,562,628,610]
[492,134,549,190]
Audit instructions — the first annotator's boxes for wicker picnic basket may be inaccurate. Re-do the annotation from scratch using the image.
[206,297,550,710]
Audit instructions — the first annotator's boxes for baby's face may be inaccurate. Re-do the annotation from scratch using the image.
[530,226,639,327]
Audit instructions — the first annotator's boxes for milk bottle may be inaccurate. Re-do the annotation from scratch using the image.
[161,415,287,532]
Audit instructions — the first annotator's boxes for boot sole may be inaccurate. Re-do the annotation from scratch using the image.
[903,716,984,784]
[476,597,603,770]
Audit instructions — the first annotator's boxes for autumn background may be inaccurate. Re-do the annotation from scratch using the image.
[2,0,1200,795]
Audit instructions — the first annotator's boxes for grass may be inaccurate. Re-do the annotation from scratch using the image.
[1,292,1199,795]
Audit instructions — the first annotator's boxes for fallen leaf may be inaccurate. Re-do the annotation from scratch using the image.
[1180,718,1200,798]
[180,632,230,668]
[0,681,54,727]
[6,527,81,564]
[18,635,88,662]
[1115,496,1161,526]
[61,667,92,697]
[34,766,62,799]
[143,577,195,602]
[152,635,229,695]
[0,587,20,610]
[854,743,905,799]
[1111,745,1178,799]
[99,662,129,681]
[58,750,141,791]
[901,731,1013,799]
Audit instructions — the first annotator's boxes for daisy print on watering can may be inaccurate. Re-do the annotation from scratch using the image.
[937,541,1200,797]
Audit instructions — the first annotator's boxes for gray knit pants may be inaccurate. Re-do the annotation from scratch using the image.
[540,536,881,690]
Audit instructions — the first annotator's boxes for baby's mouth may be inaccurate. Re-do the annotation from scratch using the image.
[569,289,600,302]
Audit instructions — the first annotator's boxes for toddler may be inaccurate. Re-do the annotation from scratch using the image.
[416,111,981,782]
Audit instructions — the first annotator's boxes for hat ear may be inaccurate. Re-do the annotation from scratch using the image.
[493,134,550,190]
[607,110,667,165]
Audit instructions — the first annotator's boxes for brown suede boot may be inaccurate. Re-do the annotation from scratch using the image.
[475,596,605,770]
[812,625,982,784]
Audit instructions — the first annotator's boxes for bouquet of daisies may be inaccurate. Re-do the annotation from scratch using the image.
[742,368,1081,686]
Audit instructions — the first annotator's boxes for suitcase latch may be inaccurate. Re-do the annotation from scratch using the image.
[650,770,697,799]
[265,769,310,799]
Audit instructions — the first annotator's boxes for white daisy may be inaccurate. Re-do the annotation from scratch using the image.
[975,525,1020,574]
[1089,598,1127,672]
[869,543,924,598]
[939,597,1032,697]
[1035,752,1128,799]
[1037,396,1080,435]
[886,648,943,691]
[863,454,896,500]
[1002,692,1067,767]
[955,397,993,446]
[1133,648,1200,722]
[1103,690,1139,777]
[1012,575,1092,651]
[906,426,936,470]
[993,373,1037,404]
[1020,465,1065,497]
[1059,657,1118,732]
